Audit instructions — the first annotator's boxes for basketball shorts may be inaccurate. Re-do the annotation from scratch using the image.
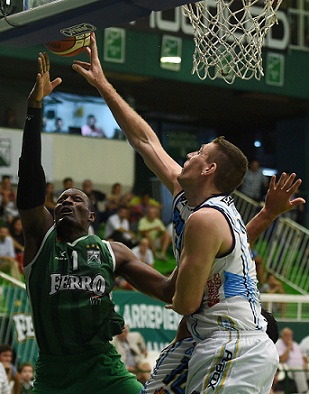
[140,337,196,394]
[32,342,143,394]
[186,331,279,394]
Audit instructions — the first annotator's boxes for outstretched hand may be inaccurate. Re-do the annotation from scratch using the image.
[264,172,306,220]
[28,52,62,107]
[72,33,107,89]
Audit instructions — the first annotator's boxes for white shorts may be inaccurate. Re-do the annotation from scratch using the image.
[140,337,196,394]
[186,331,279,394]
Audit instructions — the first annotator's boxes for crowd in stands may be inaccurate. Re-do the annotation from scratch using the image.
[0,344,34,393]
[112,325,152,385]
[0,175,173,285]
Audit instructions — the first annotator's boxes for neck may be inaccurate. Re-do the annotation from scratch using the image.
[56,223,88,243]
[184,185,220,207]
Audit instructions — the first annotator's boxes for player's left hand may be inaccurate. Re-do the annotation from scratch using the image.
[263,172,306,220]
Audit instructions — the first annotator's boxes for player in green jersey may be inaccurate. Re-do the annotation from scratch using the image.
[16,52,177,394]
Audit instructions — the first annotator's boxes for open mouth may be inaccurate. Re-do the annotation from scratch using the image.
[59,208,73,216]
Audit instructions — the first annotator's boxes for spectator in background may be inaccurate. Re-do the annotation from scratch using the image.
[0,361,9,394]
[62,177,74,189]
[82,179,106,234]
[0,226,22,281]
[276,327,309,394]
[18,363,34,394]
[104,182,124,219]
[2,108,19,129]
[240,159,268,202]
[114,275,134,291]
[132,238,154,268]
[45,182,57,217]
[0,175,18,224]
[129,191,162,232]
[53,117,66,133]
[112,326,152,385]
[260,273,286,316]
[55,177,74,198]
[8,217,24,273]
[104,205,137,248]
[138,206,171,261]
[8,217,24,256]
[81,114,106,138]
[55,177,75,198]
[0,345,21,394]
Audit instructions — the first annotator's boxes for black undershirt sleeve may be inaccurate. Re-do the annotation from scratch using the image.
[16,107,46,210]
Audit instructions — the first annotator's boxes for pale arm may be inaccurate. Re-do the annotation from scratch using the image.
[172,209,230,315]
[247,172,306,244]
[72,33,182,195]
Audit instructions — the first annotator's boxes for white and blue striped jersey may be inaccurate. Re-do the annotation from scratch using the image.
[171,191,267,342]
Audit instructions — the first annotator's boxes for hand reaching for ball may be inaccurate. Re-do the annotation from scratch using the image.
[28,52,62,107]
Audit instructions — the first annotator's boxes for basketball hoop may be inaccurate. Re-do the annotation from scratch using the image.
[182,0,282,84]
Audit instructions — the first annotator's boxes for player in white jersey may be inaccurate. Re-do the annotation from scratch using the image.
[73,33,306,394]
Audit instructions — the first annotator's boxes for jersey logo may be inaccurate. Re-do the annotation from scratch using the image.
[49,273,106,296]
[207,349,233,390]
[221,195,234,206]
[86,244,102,266]
[55,250,67,261]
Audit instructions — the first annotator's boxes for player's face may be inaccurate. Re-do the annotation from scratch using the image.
[54,188,94,229]
[178,143,213,185]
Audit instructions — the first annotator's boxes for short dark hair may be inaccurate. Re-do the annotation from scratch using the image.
[0,344,12,354]
[18,362,34,373]
[63,177,73,184]
[1,175,10,181]
[209,136,248,194]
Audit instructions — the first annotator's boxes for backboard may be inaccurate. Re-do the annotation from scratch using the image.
[0,0,193,47]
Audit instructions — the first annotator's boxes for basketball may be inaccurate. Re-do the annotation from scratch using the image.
[44,33,90,57]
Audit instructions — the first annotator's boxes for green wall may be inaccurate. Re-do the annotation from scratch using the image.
[1,28,309,99]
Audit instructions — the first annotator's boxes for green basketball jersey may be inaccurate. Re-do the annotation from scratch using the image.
[24,226,124,355]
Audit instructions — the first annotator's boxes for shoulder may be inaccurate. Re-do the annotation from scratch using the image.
[185,209,231,247]
[6,236,14,243]
[188,207,227,227]
[109,241,136,269]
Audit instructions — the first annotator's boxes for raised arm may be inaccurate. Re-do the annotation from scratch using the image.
[246,172,306,244]
[16,52,62,265]
[72,33,182,195]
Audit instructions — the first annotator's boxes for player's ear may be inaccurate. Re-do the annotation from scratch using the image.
[88,211,95,223]
[201,162,216,175]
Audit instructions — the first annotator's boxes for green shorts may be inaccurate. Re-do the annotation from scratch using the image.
[32,342,143,394]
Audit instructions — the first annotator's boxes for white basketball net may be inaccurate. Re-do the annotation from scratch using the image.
[182,0,282,84]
